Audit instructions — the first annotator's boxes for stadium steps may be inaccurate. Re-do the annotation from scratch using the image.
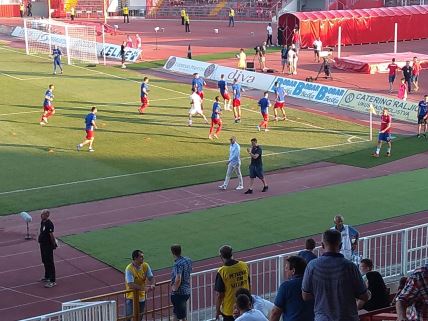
[209,0,228,16]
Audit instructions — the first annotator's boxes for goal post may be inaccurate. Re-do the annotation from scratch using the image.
[23,18,99,65]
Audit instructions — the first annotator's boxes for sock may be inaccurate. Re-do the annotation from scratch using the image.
[376,147,380,154]
[387,148,391,153]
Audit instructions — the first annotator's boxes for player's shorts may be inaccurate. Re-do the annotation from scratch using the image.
[412,74,419,82]
[378,132,391,142]
[197,91,204,99]
[388,75,396,83]
[274,102,285,109]
[281,59,287,66]
[43,105,54,112]
[261,112,269,121]
[141,96,149,107]
[189,106,202,116]
[418,115,427,124]
[249,164,264,179]
[86,130,94,140]
[211,118,222,125]
[54,58,61,65]
[233,98,241,108]
[221,92,230,100]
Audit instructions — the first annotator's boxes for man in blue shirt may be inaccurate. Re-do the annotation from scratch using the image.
[245,138,268,194]
[273,82,287,121]
[271,256,314,321]
[417,95,428,138]
[209,96,222,140]
[218,74,231,111]
[298,239,317,263]
[138,77,150,114]
[170,244,192,321]
[257,91,271,132]
[52,46,63,75]
[77,106,97,152]
[302,230,369,321]
[232,79,244,123]
[219,136,243,190]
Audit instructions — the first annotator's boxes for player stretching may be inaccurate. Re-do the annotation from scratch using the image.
[40,84,55,126]
[138,77,149,114]
[192,73,206,109]
[273,81,287,121]
[232,79,244,123]
[77,107,98,152]
[188,88,208,126]
[52,46,63,75]
[217,74,231,111]
[257,92,271,132]
[209,96,222,140]
[372,108,392,158]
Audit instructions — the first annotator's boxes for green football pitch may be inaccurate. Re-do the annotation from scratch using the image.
[0,44,380,215]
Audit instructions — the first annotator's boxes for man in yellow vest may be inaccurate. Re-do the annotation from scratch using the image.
[70,7,75,21]
[125,250,155,320]
[180,8,186,26]
[215,245,250,321]
[184,13,190,33]
[123,5,129,23]
[19,2,25,18]
[228,8,235,27]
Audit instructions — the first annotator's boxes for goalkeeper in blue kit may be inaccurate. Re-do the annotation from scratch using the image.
[52,46,63,75]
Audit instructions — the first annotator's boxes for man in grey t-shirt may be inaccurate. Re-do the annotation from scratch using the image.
[302,230,370,321]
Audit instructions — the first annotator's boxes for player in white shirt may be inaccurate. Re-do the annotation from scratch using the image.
[188,88,208,126]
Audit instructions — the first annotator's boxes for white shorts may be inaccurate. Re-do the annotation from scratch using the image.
[189,106,202,115]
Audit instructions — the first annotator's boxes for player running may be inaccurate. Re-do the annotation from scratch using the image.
[372,108,392,158]
[51,46,63,75]
[77,107,98,152]
[40,84,55,126]
[138,77,149,114]
[232,78,244,123]
[217,74,231,111]
[188,88,208,126]
[257,92,271,132]
[192,73,206,109]
[273,81,287,121]
[209,96,222,140]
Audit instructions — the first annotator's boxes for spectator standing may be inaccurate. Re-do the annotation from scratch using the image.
[331,215,359,261]
[235,295,268,321]
[215,245,250,321]
[237,48,246,70]
[244,138,268,194]
[396,263,428,321]
[219,136,244,190]
[70,7,75,20]
[123,5,129,23]
[398,78,408,101]
[302,230,369,321]
[277,25,284,46]
[125,250,155,320]
[184,13,190,33]
[280,45,288,74]
[258,42,267,71]
[402,61,413,93]
[228,8,235,27]
[313,37,322,63]
[26,1,32,16]
[287,46,296,75]
[417,95,428,138]
[170,244,192,321]
[136,34,142,59]
[180,8,186,25]
[298,238,317,263]
[38,209,57,288]
[270,256,314,321]
[266,23,273,47]
[20,2,25,18]
[387,58,399,93]
[412,56,421,92]
[291,27,300,54]
[120,41,126,68]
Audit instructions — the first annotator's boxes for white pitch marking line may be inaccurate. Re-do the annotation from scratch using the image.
[0,71,23,80]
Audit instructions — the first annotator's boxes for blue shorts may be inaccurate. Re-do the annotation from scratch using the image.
[378,132,391,142]
[249,165,264,179]
[412,74,419,82]
[388,75,395,83]
[54,59,61,65]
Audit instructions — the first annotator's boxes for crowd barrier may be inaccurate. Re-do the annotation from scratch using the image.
[163,56,419,123]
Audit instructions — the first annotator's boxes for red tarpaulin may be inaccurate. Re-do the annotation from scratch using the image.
[278,5,428,48]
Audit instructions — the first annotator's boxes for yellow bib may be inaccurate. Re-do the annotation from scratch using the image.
[123,7,129,14]
[125,262,149,301]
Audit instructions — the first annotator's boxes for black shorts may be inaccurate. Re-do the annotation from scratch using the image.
[418,116,427,124]
[171,294,190,320]
[249,165,264,179]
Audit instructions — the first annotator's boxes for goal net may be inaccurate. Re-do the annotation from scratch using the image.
[23,19,99,65]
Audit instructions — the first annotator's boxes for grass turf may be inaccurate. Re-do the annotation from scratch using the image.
[61,167,428,272]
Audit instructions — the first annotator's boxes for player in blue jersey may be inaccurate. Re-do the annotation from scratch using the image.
[232,79,244,123]
[209,96,222,140]
[77,107,98,152]
[257,92,271,132]
[417,95,428,138]
[39,84,55,126]
[217,74,231,111]
[138,77,150,114]
[51,46,63,75]
[273,81,287,121]
[192,73,206,109]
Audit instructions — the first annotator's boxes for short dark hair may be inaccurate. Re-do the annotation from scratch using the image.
[264,91,269,96]
[219,245,233,259]
[236,294,251,310]
[305,238,316,250]
[323,230,341,246]
[91,106,97,112]
[235,287,253,304]
[392,58,395,62]
[143,77,148,81]
[215,96,220,102]
[360,258,373,270]
[132,250,142,260]
[171,244,182,256]
[251,138,257,143]
[286,256,307,275]
[49,84,54,89]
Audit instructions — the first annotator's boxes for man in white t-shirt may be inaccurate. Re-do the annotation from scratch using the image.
[235,294,268,321]
[313,37,322,62]
[188,88,208,126]
[266,23,273,47]
[234,287,274,319]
